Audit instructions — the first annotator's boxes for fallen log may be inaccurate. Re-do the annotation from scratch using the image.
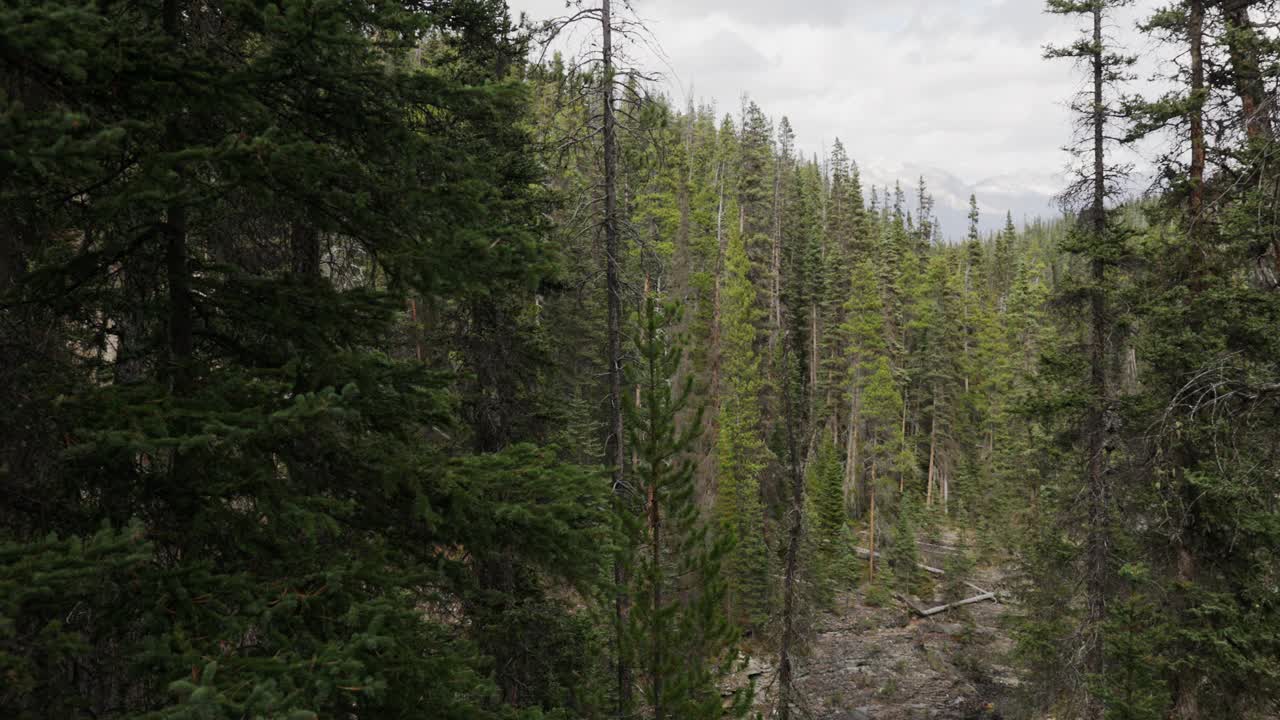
[909,591,997,617]
[962,581,1003,603]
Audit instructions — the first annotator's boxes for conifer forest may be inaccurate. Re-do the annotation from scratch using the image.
[5,0,1280,718]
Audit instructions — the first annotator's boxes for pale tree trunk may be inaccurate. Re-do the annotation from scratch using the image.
[899,391,908,493]
[867,461,877,583]
[926,414,937,507]
[844,376,860,513]
[704,162,726,508]
[810,305,818,395]
[406,300,421,361]
[711,163,726,396]
[942,465,949,515]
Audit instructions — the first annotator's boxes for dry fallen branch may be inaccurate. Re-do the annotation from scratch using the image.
[900,592,998,618]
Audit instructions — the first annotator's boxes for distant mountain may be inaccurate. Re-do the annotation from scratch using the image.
[859,163,1065,240]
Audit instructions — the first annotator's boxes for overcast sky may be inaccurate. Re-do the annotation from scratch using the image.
[508,0,1163,233]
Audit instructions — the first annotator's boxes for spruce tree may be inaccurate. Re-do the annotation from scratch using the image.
[623,298,750,720]
[859,356,904,586]
[0,2,610,717]
[1039,2,1136,715]
[805,438,855,606]
[716,224,773,630]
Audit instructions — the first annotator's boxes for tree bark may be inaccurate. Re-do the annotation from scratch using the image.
[771,141,783,349]
[810,304,819,410]
[1188,0,1206,222]
[844,377,860,513]
[600,2,631,714]
[926,409,937,507]
[163,0,192,397]
[1220,0,1270,142]
[290,223,320,278]
[648,437,662,720]
[775,349,806,720]
[1084,7,1110,719]
[1169,543,1199,720]
[905,591,997,617]
[868,462,877,583]
[899,391,908,493]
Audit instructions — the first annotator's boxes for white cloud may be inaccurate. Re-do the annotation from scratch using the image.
[511,0,1167,234]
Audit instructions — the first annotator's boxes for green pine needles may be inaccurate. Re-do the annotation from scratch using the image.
[622,297,751,720]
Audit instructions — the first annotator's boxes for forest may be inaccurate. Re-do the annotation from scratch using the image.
[1,0,1279,718]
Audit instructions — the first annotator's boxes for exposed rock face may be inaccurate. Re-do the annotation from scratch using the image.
[728,556,1020,719]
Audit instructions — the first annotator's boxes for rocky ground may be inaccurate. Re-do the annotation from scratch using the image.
[734,542,1025,719]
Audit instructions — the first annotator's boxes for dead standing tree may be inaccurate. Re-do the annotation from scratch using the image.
[534,3,663,715]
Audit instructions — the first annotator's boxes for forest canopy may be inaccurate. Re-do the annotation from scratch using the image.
[1,1,1279,719]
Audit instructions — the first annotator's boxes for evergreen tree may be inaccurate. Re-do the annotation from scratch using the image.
[805,438,856,606]
[0,2,611,717]
[716,225,773,629]
[623,298,750,720]
[886,500,931,598]
[860,356,904,586]
[839,257,889,515]
[1034,2,1136,715]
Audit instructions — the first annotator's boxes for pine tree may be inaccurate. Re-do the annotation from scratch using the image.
[716,224,773,629]
[839,257,889,515]
[806,438,856,606]
[860,356,904,586]
[886,500,931,598]
[993,211,1018,304]
[623,298,750,720]
[0,2,611,717]
[1040,2,1136,715]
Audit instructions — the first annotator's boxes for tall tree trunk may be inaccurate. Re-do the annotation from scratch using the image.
[942,465,949,515]
[1219,0,1280,279]
[290,223,320,278]
[711,163,726,398]
[844,375,860,513]
[926,411,937,507]
[1188,0,1206,223]
[1169,8,1209,716]
[163,0,191,397]
[648,446,662,720]
[600,2,631,714]
[1084,7,1111,718]
[1169,540,1199,720]
[771,145,783,350]
[1221,0,1270,142]
[775,348,806,720]
[166,209,191,395]
[899,391,908,493]
[810,304,819,409]
[868,462,877,583]
[407,299,424,362]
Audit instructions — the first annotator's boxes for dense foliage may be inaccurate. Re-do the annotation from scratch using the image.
[3,0,1280,718]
